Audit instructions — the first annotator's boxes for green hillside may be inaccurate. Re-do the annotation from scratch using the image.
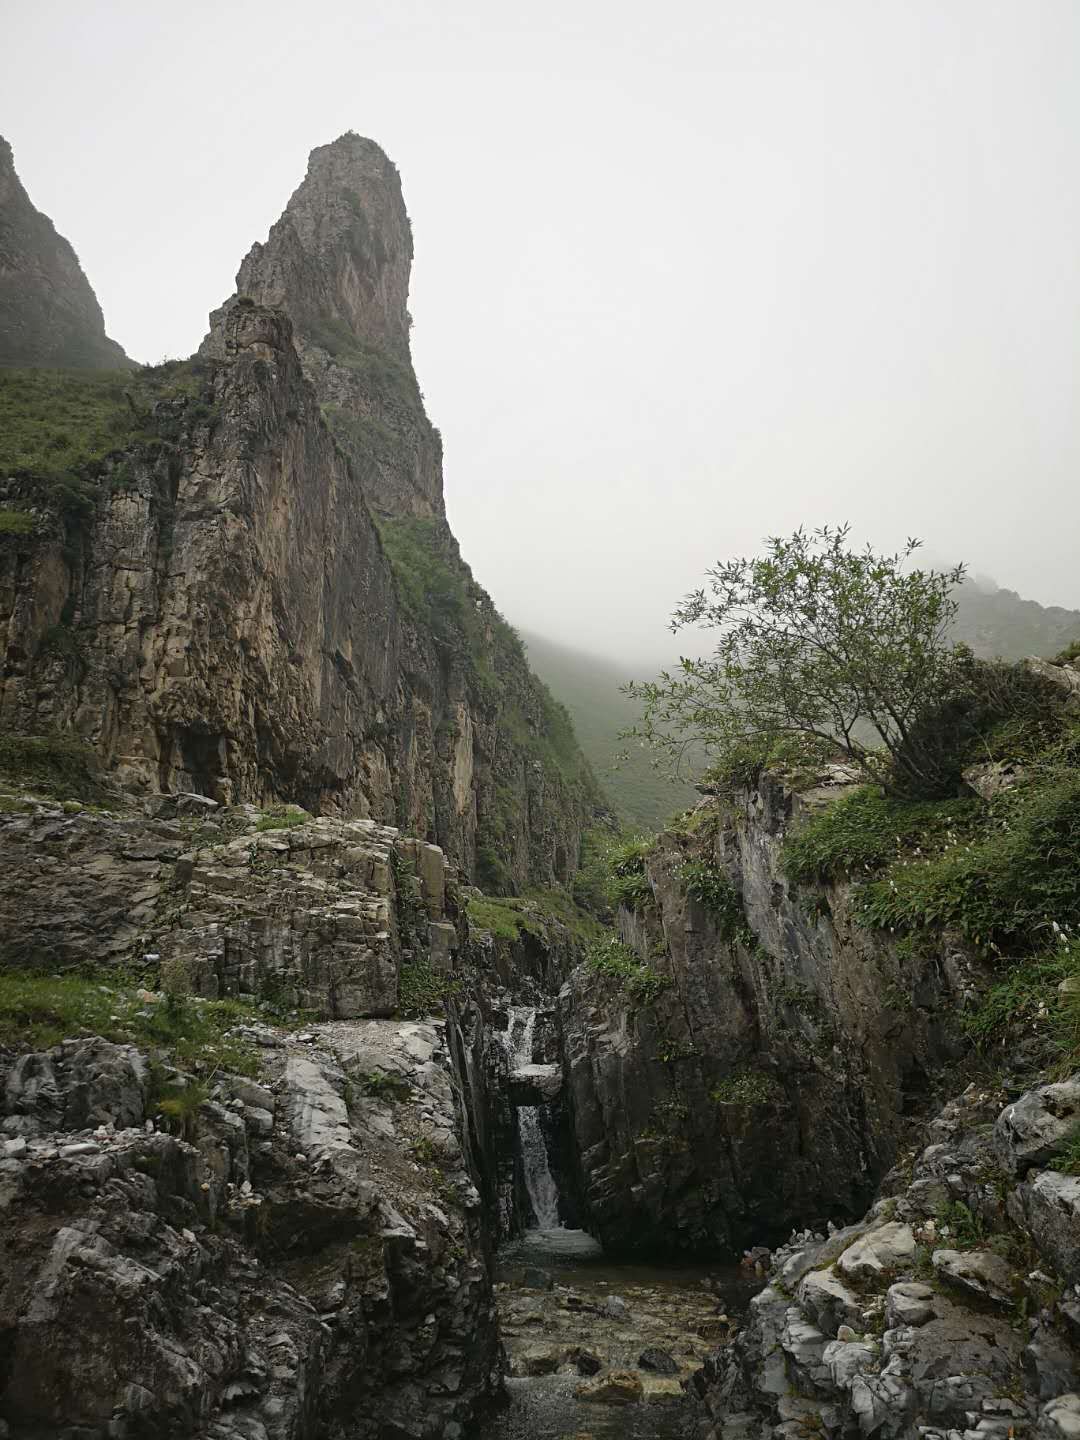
[519,630,698,831]
[520,580,1080,834]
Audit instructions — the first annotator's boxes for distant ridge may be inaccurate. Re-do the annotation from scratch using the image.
[0,136,130,369]
[521,578,1080,831]
[520,629,697,830]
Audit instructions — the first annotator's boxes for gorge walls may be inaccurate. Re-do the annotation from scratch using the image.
[561,769,980,1257]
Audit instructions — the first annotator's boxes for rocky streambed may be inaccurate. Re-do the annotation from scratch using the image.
[478,1227,762,1438]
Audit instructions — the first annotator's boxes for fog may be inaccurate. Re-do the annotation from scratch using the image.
[6,0,1080,663]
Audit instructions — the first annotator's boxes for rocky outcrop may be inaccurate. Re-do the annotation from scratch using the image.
[231,133,439,523]
[0,137,599,891]
[690,1077,1080,1440]
[0,136,129,369]
[0,1017,500,1439]
[0,792,454,1009]
[560,771,979,1257]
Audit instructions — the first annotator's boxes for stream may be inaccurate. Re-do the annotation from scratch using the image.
[477,1228,760,1438]
[483,1006,760,1437]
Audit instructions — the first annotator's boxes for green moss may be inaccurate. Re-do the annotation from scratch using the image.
[467,896,526,942]
[254,805,310,832]
[710,1068,782,1106]
[0,508,35,536]
[467,889,605,947]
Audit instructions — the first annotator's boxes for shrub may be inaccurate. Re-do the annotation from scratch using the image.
[783,786,983,886]
[0,508,35,536]
[625,526,968,800]
[609,835,655,910]
[710,1068,782,1106]
[678,859,748,940]
[397,957,460,1018]
[584,935,671,1005]
[0,730,106,802]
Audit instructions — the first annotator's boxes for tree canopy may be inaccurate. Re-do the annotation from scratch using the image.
[624,525,969,797]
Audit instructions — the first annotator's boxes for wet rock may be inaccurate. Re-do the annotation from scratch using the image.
[517,1344,561,1377]
[639,1346,679,1374]
[522,1266,553,1290]
[797,1267,863,1336]
[642,1374,684,1404]
[602,1295,630,1320]
[575,1369,645,1405]
[566,1346,603,1376]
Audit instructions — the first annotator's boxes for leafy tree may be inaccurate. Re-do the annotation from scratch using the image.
[624,525,968,798]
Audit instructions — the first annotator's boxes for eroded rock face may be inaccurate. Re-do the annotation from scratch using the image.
[0,1017,500,1439]
[560,774,975,1256]
[0,136,598,892]
[0,135,130,368]
[0,800,449,1014]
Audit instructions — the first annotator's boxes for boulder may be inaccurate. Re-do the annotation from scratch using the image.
[836,1223,916,1281]
[639,1346,679,1375]
[517,1345,561,1377]
[885,1281,935,1328]
[931,1248,1019,1307]
[797,1267,864,1337]
[994,1078,1080,1176]
[575,1369,645,1405]
[566,1346,603,1376]
[1019,1171,1080,1284]
[1039,1394,1080,1440]
[1024,1323,1080,1401]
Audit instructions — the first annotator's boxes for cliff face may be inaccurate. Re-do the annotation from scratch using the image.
[0,137,130,370]
[231,135,440,522]
[0,135,599,890]
[560,771,980,1257]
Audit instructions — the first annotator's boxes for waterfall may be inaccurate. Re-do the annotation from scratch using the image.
[502,1006,562,1230]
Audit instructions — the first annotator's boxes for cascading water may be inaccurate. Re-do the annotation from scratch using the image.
[502,1006,562,1229]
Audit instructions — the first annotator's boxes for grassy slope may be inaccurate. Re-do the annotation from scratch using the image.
[519,629,697,831]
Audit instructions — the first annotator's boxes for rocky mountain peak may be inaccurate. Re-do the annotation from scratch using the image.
[235,131,413,363]
[0,134,130,369]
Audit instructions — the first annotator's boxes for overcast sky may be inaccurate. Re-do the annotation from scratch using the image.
[5,0,1080,663]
